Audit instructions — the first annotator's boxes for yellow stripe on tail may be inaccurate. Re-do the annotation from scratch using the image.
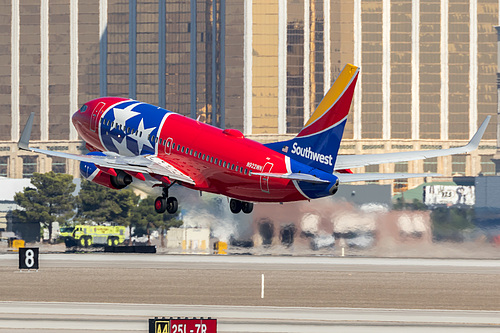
[304,64,359,127]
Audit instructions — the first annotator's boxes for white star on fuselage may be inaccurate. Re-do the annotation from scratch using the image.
[136,119,156,153]
[112,102,141,126]
[111,135,132,156]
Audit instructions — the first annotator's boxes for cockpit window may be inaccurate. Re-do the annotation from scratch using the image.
[79,104,88,113]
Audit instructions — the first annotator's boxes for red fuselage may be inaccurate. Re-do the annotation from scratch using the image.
[73,97,308,202]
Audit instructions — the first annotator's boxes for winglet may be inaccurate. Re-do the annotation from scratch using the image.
[18,112,35,151]
[465,115,491,151]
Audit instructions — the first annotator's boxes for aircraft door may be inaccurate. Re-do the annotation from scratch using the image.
[164,137,173,155]
[90,102,106,132]
[260,162,273,193]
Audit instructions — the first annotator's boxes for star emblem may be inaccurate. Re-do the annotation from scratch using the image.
[111,135,132,156]
[112,102,141,125]
[137,119,156,153]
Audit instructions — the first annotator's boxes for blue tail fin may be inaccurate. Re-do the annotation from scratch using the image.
[265,64,359,173]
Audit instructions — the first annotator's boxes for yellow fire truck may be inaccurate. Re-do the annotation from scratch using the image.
[60,225,127,247]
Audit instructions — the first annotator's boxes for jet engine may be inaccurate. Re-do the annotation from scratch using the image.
[80,152,132,190]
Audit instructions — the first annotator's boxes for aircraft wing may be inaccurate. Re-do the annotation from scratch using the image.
[18,112,195,185]
[250,172,331,184]
[335,172,440,183]
[335,116,491,170]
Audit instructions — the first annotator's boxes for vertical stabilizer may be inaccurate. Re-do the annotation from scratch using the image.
[265,64,359,173]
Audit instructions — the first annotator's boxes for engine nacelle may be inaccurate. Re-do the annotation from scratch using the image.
[80,152,132,190]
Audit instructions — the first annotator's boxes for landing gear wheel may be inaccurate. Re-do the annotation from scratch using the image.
[242,202,254,214]
[155,196,167,214]
[166,197,178,214]
[230,199,242,214]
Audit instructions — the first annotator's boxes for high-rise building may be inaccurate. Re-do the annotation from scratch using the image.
[1,0,498,193]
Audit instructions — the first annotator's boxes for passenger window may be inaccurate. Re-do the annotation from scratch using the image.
[181,146,185,153]
[202,154,205,160]
[244,169,248,175]
[223,161,226,167]
[167,141,170,148]
[177,145,180,151]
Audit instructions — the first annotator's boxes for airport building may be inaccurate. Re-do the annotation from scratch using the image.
[0,0,499,192]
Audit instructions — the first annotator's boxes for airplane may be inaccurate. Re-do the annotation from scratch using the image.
[18,64,490,215]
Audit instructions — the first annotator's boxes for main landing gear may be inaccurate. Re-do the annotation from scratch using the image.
[155,186,178,214]
[229,198,253,214]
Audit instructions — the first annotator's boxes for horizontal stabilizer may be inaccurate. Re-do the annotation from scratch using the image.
[250,172,331,184]
[335,172,440,183]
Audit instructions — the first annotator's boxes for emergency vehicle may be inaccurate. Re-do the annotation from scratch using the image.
[60,225,127,247]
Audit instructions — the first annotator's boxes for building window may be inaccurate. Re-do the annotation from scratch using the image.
[480,155,495,176]
[0,157,8,177]
[51,157,66,174]
[394,162,408,193]
[365,164,379,184]
[423,157,438,173]
[22,156,38,178]
[452,155,466,176]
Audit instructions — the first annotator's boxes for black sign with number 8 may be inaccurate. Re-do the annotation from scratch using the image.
[19,248,39,270]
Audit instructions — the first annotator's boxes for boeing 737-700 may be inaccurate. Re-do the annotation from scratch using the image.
[18,64,490,214]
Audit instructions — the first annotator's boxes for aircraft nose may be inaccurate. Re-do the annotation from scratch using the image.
[72,104,88,130]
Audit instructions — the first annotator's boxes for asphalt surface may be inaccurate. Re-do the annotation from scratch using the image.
[0,254,499,309]
[0,253,499,332]
[0,302,499,332]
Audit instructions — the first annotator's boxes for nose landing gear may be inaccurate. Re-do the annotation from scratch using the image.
[154,185,178,214]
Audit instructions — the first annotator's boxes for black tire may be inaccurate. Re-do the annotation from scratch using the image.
[79,237,86,247]
[166,197,178,214]
[230,199,242,214]
[112,237,119,246]
[242,202,254,214]
[65,238,76,247]
[155,196,167,214]
[107,237,113,246]
[85,236,92,247]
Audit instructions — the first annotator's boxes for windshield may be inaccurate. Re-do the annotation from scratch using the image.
[60,227,75,233]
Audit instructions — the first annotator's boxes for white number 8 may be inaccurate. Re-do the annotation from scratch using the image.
[25,249,34,268]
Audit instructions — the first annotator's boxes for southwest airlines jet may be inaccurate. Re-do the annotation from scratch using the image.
[18,64,490,215]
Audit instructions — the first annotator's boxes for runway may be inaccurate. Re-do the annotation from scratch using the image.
[0,253,499,332]
[0,302,499,332]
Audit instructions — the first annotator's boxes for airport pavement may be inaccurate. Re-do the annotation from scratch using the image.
[0,254,499,332]
[0,302,499,332]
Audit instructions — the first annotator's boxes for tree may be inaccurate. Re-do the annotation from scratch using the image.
[13,172,76,242]
[130,196,183,246]
[393,198,427,211]
[76,179,139,227]
[431,207,475,241]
